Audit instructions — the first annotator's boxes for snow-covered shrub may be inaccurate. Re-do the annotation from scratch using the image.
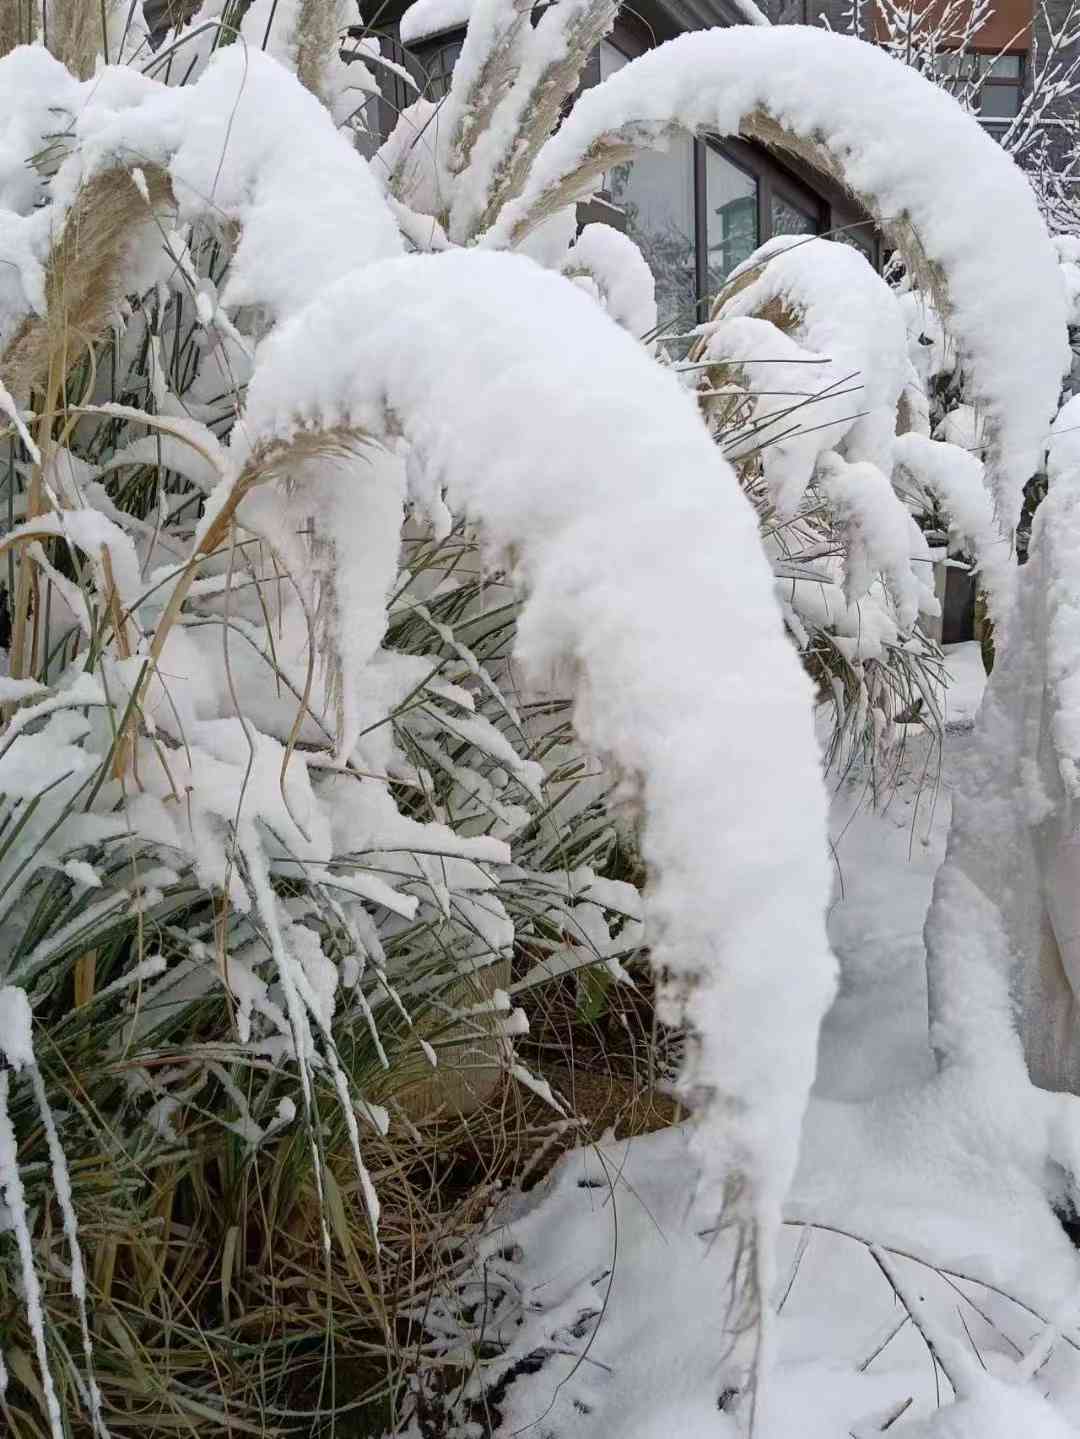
[688,236,949,775]
[0,4,1067,1435]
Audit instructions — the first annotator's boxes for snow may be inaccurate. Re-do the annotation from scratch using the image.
[444,0,620,243]
[400,0,473,43]
[375,97,448,218]
[920,390,1080,1094]
[0,45,81,215]
[561,222,658,340]
[903,1380,1078,1437]
[1041,395,1080,794]
[239,0,362,124]
[436,0,536,207]
[816,450,937,631]
[0,1070,64,1439]
[729,0,771,22]
[2,18,1076,1437]
[425,724,1080,1439]
[26,1062,108,1436]
[942,640,987,729]
[0,985,34,1070]
[485,26,1068,538]
[699,313,861,514]
[935,403,988,454]
[234,246,835,1275]
[0,995,74,1439]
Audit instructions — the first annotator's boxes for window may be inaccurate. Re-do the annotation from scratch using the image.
[980,53,1024,121]
[705,147,759,288]
[835,226,877,264]
[591,36,860,324]
[771,192,817,238]
[938,51,1025,127]
[410,34,464,99]
[599,36,628,80]
[601,40,697,329]
[607,145,698,331]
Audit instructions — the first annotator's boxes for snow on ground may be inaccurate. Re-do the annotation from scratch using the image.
[451,646,1080,1437]
[817,641,986,1099]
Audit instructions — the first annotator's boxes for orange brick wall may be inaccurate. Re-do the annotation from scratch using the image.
[871,0,1033,49]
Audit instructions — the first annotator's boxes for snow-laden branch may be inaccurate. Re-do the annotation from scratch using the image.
[226,246,835,1305]
[481,26,1068,542]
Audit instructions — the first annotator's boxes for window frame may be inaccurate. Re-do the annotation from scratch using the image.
[696,135,827,312]
[978,50,1026,126]
[938,48,1027,128]
[698,141,761,299]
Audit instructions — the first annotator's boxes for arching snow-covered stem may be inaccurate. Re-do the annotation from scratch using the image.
[226,248,836,1386]
[482,26,1068,543]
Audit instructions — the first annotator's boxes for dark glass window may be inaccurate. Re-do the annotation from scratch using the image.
[600,40,697,329]
[771,192,817,238]
[411,35,464,99]
[835,226,876,263]
[706,147,759,287]
[606,146,698,330]
[590,35,862,321]
[939,50,1025,125]
[599,36,627,80]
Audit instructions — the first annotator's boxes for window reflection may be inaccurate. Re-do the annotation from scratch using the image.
[606,146,698,331]
[938,50,1024,123]
[835,227,876,264]
[706,146,758,291]
[601,37,696,330]
[418,38,463,99]
[771,193,817,238]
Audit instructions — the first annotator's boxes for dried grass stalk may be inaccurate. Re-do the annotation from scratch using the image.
[0,0,41,56]
[468,0,620,239]
[741,109,950,308]
[1,164,175,401]
[295,0,340,103]
[445,0,535,183]
[506,132,651,245]
[44,0,117,77]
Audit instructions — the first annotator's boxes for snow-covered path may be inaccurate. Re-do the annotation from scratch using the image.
[819,641,985,1101]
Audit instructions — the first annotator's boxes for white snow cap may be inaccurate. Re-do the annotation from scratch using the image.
[400,0,473,43]
[486,26,1067,538]
[562,222,658,340]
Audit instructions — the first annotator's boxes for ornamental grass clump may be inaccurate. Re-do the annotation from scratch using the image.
[0,3,1065,1435]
